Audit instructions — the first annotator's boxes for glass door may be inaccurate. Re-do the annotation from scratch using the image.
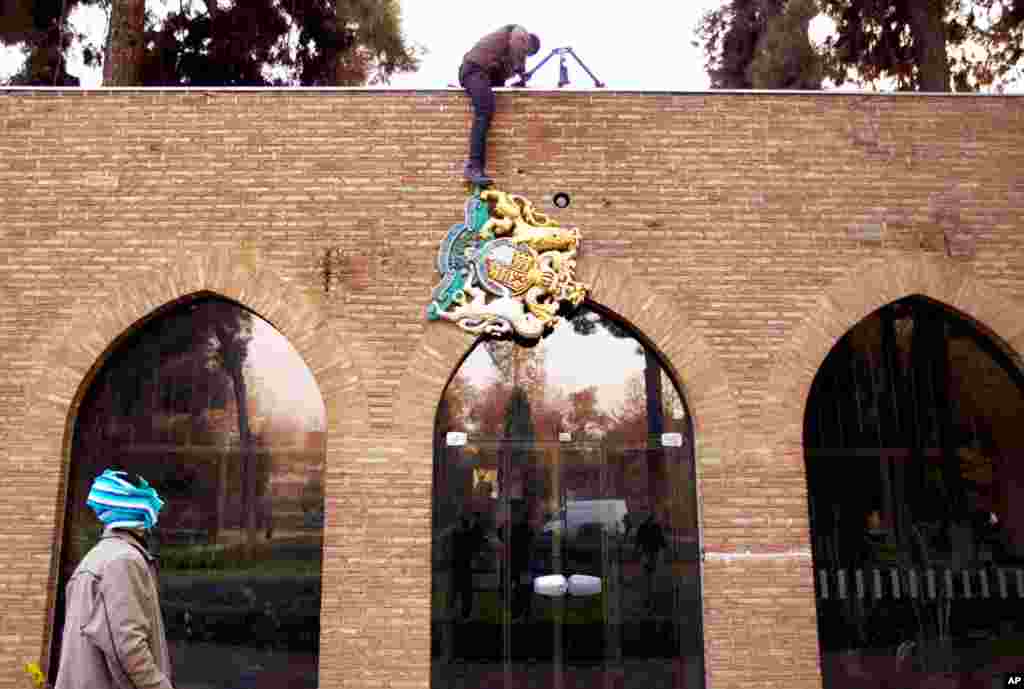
[432,436,704,689]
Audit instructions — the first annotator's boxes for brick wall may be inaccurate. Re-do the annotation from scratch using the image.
[1,88,1023,689]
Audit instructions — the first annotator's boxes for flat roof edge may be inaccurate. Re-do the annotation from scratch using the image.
[2,86,1023,97]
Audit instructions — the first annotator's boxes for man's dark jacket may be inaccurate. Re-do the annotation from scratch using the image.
[462,25,533,85]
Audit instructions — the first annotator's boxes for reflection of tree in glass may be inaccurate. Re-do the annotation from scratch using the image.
[203,302,261,559]
[76,298,264,556]
[483,339,547,395]
[439,372,475,433]
[562,387,611,438]
[501,388,535,495]
[569,308,666,445]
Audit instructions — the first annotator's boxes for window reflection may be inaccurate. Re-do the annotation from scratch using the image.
[53,296,326,689]
[806,296,1024,688]
[432,305,705,689]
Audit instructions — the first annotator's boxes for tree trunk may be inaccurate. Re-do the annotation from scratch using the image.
[331,0,373,85]
[905,0,950,92]
[228,369,258,560]
[212,448,229,546]
[103,0,145,85]
[644,349,665,509]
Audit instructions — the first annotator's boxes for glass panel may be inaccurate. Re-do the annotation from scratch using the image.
[53,297,326,688]
[806,296,1024,689]
[432,304,705,689]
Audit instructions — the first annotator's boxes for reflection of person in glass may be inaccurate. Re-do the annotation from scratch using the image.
[854,508,898,648]
[451,512,485,621]
[55,469,175,689]
[501,504,534,621]
[859,509,897,565]
[635,512,667,612]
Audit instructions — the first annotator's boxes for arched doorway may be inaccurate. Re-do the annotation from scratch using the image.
[50,295,327,688]
[431,303,705,689]
[805,294,1024,688]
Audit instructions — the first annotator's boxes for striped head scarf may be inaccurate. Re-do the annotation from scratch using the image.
[86,469,165,531]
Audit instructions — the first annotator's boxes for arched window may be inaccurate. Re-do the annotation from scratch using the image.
[805,295,1024,688]
[432,304,705,689]
[51,296,327,688]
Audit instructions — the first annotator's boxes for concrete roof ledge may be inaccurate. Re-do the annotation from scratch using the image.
[2,85,1023,97]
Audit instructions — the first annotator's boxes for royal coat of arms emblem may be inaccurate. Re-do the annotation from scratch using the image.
[427,188,589,339]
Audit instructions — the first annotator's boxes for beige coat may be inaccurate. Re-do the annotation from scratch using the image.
[55,526,173,689]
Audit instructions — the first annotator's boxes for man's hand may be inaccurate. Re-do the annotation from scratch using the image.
[509,73,530,88]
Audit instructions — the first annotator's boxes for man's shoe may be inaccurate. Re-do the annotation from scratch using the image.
[463,161,493,186]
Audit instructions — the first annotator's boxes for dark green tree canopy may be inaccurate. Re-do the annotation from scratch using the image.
[142,0,418,86]
[819,0,1023,91]
[696,0,1024,92]
[2,0,419,85]
[1,0,94,84]
[696,0,788,89]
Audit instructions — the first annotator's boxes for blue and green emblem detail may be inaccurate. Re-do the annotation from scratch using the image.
[427,188,493,320]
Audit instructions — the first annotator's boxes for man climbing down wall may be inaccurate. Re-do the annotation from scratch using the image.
[459,25,541,186]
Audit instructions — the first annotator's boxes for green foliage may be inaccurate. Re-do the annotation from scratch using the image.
[142,0,419,85]
[160,543,230,571]
[504,387,535,441]
[2,0,419,85]
[0,0,58,46]
[0,0,94,84]
[160,541,322,575]
[819,0,923,89]
[748,0,824,88]
[695,0,787,89]
[697,0,1024,91]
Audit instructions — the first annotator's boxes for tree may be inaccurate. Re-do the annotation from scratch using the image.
[569,308,666,447]
[105,0,143,84]
[2,0,419,86]
[819,0,1024,91]
[501,386,537,501]
[203,304,261,558]
[695,0,788,89]
[696,0,1024,92]
[569,308,672,513]
[482,339,547,395]
[748,0,824,88]
[81,299,260,554]
[563,386,612,438]
[0,0,84,84]
[140,0,419,85]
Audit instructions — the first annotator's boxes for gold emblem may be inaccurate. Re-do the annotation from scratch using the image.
[427,187,589,339]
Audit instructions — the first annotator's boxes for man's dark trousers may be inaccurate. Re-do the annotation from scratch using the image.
[459,62,496,172]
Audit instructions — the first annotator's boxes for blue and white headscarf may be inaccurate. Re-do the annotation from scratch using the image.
[86,469,165,531]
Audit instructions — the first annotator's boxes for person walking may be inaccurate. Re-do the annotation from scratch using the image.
[635,512,667,613]
[450,512,486,621]
[459,25,541,186]
[55,468,174,689]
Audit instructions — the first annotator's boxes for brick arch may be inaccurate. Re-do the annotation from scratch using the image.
[392,257,739,689]
[19,246,371,677]
[731,254,1024,689]
[394,256,739,484]
[763,251,1024,497]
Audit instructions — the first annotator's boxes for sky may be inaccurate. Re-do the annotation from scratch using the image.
[386,1,726,91]
[0,0,733,89]
[246,316,326,431]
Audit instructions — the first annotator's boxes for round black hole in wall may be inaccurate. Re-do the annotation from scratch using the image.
[552,192,571,209]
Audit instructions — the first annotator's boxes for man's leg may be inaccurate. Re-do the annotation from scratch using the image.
[459,64,495,185]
